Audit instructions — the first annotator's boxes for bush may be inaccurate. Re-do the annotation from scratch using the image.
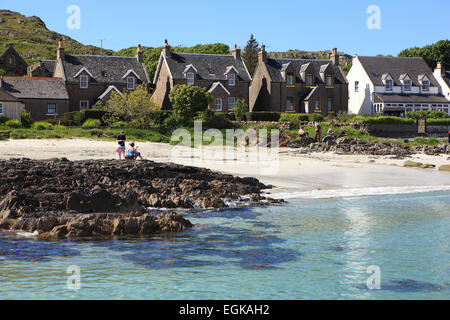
[308,113,324,122]
[149,110,173,126]
[169,85,212,125]
[202,112,234,129]
[245,112,281,121]
[82,119,102,127]
[53,125,67,130]
[64,110,111,126]
[279,113,311,129]
[32,122,54,130]
[110,121,129,128]
[352,116,414,125]
[5,120,22,128]
[21,110,33,128]
[233,99,248,121]
[427,118,450,126]
[406,110,449,119]
[0,116,9,125]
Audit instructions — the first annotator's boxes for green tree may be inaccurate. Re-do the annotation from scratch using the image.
[0,69,6,76]
[100,84,159,126]
[232,99,248,121]
[398,40,450,69]
[168,85,213,124]
[242,34,260,77]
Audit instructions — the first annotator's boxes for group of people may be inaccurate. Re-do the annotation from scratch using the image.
[298,122,347,144]
[116,131,143,160]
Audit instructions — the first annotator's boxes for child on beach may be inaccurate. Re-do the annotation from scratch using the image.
[126,142,143,160]
[116,131,126,160]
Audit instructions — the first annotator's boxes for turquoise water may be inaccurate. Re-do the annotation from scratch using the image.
[0,191,449,300]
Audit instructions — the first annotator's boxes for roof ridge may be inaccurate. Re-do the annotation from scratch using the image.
[67,54,136,59]
[172,52,233,57]
[358,55,423,59]
[3,76,64,80]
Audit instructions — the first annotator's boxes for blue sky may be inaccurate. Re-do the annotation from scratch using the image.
[3,0,450,55]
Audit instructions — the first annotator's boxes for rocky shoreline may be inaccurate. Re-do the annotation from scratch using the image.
[0,159,278,240]
[287,136,450,157]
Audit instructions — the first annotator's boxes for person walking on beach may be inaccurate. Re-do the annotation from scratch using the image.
[314,122,322,143]
[116,131,126,160]
[448,129,450,143]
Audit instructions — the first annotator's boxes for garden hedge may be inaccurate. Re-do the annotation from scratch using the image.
[245,112,281,121]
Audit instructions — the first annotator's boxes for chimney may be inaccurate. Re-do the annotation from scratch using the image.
[436,62,444,75]
[4,43,13,50]
[259,44,267,63]
[136,44,143,63]
[163,39,171,57]
[57,41,65,61]
[331,48,339,66]
[232,44,241,60]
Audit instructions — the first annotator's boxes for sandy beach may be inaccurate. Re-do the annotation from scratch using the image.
[1,138,450,199]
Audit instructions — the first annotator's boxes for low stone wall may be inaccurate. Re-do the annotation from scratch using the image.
[233,121,291,131]
[367,124,417,137]
[0,131,10,139]
[427,125,450,135]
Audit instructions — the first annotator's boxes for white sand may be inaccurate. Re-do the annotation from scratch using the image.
[1,138,450,198]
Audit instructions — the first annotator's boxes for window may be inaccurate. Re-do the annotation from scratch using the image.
[314,98,320,111]
[228,97,236,111]
[80,75,89,89]
[286,74,294,86]
[326,75,333,87]
[422,80,430,91]
[385,79,393,91]
[327,98,332,111]
[47,103,57,115]
[214,98,222,111]
[355,81,359,92]
[80,100,90,110]
[0,103,3,115]
[403,80,411,91]
[306,74,313,86]
[286,99,295,111]
[187,72,195,85]
[127,77,136,90]
[228,74,236,86]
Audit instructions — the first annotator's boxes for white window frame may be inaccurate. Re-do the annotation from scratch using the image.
[80,100,90,110]
[403,80,411,91]
[385,79,393,91]
[47,103,57,115]
[0,102,3,115]
[228,97,236,111]
[127,77,136,90]
[286,99,295,111]
[286,74,294,86]
[214,98,223,111]
[228,74,236,86]
[355,81,359,92]
[80,75,89,89]
[326,75,333,87]
[306,74,313,86]
[187,72,195,85]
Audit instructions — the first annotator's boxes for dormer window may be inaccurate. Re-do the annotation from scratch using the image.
[325,75,333,87]
[403,80,411,91]
[286,73,294,86]
[385,79,393,91]
[187,72,195,85]
[80,75,89,89]
[228,74,236,86]
[127,77,136,90]
[306,74,313,86]
[422,80,430,91]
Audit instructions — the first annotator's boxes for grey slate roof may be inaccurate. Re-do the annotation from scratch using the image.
[443,71,450,87]
[163,53,251,81]
[40,60,56,74]
[358,56,439,87]
[1,77,69,100]
[373,93,450,104]
[62,55,149,84]
[265,58,347,84]
[0,86,19,102]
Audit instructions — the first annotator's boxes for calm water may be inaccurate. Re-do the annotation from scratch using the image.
[0,190,449,300]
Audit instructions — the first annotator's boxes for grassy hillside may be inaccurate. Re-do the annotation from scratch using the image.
[0,10,114,65]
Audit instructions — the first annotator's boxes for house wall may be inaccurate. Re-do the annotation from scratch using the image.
[22,99,70,121]
[152,58,173,109]
[347,57,375,115]
[0,47,28,76]
[249,62,272,111]
[0,101,22,120]
[434,69,450,101]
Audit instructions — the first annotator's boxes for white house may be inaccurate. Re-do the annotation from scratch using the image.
[347,56,450,116]
[433,62,450,101]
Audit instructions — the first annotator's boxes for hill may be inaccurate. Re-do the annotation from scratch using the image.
[0,10,114,65]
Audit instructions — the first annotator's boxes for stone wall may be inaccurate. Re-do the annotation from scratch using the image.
[367,123,417,137]
[233,121,291,131]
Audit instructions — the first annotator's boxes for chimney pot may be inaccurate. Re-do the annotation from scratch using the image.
[163,39,171,57]
[136,44,143,63]
[232,44,241,60]
[259,45,267,63]
[57,41,65,60]
[331,48,339,66]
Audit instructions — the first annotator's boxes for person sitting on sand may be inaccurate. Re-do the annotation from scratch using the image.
[126,142,143,160]
[327,128,335,137]
[339,127,347,138]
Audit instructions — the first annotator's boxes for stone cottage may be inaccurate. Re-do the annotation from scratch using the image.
[0,44,28,76]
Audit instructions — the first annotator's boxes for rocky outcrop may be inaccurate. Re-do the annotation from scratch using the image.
[0,159,275,239]
[287,136,449,157]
